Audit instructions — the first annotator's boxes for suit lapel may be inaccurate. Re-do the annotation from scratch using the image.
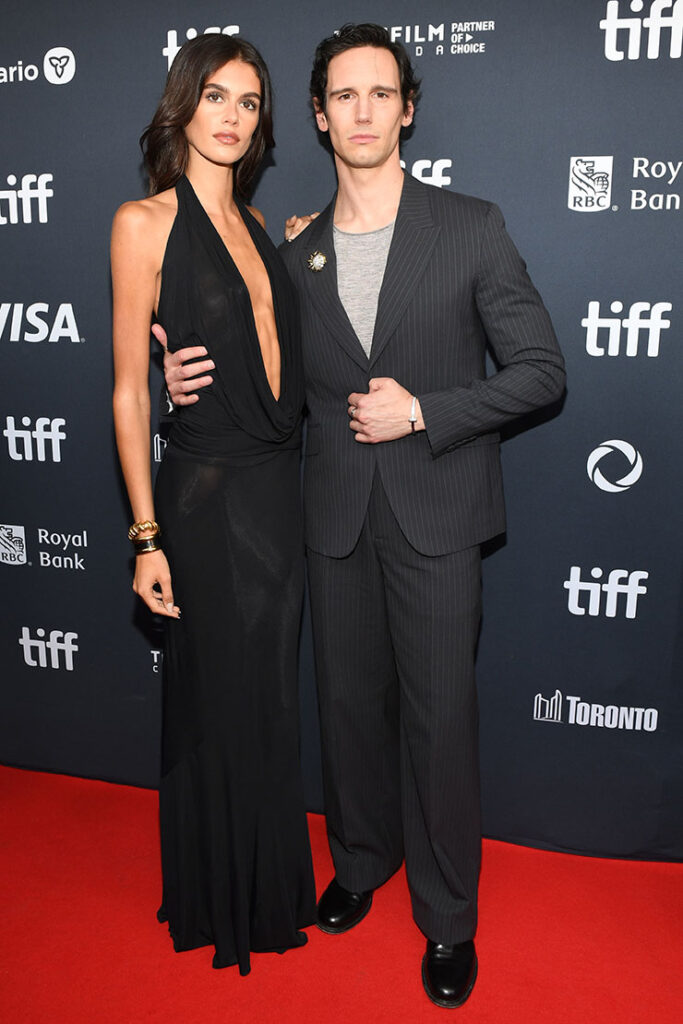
[296,197,369,372]
[369,174,440,369]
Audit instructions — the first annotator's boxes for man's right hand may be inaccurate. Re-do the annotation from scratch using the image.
[151,323,214,407]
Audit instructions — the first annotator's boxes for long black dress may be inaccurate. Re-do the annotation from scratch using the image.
[153,175,315,973]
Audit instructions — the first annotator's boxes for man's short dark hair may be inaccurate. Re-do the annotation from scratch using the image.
[310,23,421,114]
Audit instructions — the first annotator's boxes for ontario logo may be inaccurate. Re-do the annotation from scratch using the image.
[0,46,76,86]
[534,689,658,732]
[0,524,27,565]
[568,156,613,211]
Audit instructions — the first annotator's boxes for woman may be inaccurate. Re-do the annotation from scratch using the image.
[111,35,315,974]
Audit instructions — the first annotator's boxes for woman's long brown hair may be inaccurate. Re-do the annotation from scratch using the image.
[140,34,274,199]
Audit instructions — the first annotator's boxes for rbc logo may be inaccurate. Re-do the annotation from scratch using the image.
[600,1,683,60]
[3,416,67,462]
[0,524,27,565]
[564,566,648,618]
[582,300,672,356]
[163,26,240,69]
[19,627,79,671]
[568,157,613,211]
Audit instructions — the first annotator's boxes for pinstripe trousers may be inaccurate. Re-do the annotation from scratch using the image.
[306,471,482,944]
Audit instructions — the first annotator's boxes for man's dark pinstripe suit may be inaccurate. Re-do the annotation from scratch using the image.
[281,171,565,944]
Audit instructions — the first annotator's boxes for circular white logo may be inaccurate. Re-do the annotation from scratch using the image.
[586,439,643,493]
[43,47,76,86]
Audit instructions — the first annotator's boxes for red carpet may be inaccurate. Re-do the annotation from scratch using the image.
[0,766,681,1023]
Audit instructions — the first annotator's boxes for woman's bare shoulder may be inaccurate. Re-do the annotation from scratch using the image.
[112,189,178,262]
[114,189,177,233]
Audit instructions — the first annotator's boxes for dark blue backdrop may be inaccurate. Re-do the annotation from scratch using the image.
[1,0,681,859]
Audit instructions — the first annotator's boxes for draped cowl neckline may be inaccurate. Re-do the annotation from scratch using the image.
[159,175,304,449]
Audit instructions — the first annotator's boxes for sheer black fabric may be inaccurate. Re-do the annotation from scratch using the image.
[153,176,315,973]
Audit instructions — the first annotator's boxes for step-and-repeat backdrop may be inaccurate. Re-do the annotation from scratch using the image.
[1,1,681,859]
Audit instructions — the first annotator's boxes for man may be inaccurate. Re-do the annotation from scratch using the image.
[162,24,565,1008]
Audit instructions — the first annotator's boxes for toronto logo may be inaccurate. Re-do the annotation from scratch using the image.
[0,524,27,565]
[533,689,562,722]
[568,156,613,211]
[533,689,658,731]
[586,439,643,492]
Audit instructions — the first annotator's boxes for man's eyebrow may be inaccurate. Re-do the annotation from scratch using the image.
[327,84,398,96]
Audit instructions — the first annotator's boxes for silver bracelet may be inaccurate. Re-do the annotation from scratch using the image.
[409,395,418,433]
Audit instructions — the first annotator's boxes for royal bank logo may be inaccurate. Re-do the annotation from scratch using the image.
[600,1,683,61]
[388,18,495,56]
[400,158,452,188]
[0,174,53,225]
[632,156,681,210]
[163,25,240,69]
[0,524,27,565]
[0,524,88,570]
[587,440,643,492]
[534,689,658,731]
[564,566,648,618]
[568,157,613,211]
[582,299,672,356]
[0,302,81,343]
[0,46,76,86]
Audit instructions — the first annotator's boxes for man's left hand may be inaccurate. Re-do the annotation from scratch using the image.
[348,378,424,443]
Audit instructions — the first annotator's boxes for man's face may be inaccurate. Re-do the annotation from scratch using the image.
[315,46,413,171]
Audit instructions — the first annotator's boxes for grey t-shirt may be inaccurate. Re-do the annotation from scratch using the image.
[333,220,395,357]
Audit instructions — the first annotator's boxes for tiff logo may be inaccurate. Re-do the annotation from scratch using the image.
[163,25,239,69]
[564,567,648,619]
[0,174,53,225]
[19,627,78,671]
[3,416,67,462]
[533,689,562,722]
[400,158,453,188]
[601,1,683,60]
[582,300,672,356]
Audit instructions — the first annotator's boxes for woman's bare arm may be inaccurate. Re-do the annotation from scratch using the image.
[111,199,180,618]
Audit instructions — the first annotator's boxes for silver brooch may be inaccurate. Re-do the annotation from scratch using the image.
[307,250,327,272]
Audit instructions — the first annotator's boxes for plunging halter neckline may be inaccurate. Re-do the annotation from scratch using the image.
[179,174,283,404]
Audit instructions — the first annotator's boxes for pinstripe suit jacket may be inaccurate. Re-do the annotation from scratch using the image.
[280,172,565,558]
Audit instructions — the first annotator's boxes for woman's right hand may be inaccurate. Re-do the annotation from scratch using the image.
[133,549,180,618]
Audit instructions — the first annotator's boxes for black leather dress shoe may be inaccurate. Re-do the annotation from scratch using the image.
[316,878,373,934]
[422,939,478,1008]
